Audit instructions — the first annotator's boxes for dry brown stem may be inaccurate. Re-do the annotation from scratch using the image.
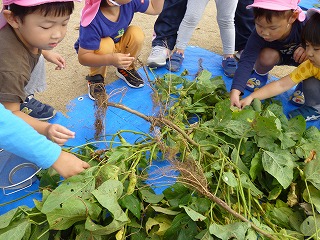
[170,159,276,240]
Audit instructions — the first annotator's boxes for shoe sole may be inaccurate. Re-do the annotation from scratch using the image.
[146,61,167,68]
[87,83,106,101]
[224,72,234,78]
[116,70,144,88]
[37,110,57,121]
[87,83,96,101]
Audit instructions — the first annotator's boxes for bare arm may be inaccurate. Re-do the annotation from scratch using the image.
[78,47,135,69]
[144,0,164,15]
[2,102,75,145]
[240,75,297,108]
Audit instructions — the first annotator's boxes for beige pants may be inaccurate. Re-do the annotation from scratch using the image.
[90,25,145,78]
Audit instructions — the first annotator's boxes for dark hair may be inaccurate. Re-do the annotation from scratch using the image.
[6,2,74,23]
[253,8,293,23]
[302,13,320,47]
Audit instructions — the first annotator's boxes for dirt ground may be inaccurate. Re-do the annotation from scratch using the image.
[37,1,294,113]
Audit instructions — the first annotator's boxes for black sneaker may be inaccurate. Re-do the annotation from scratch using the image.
[116,68,144,88]
[86,74,105,100]
[20,94,56,121]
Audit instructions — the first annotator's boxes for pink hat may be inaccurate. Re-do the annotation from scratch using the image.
[80,0,100,27]
[0,0,81,29]
[246,0,306,22]
[306,8,320,19]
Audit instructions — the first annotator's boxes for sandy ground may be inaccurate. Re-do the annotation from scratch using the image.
[37,1,294,114]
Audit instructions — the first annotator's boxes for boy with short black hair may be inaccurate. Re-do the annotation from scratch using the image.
[0,0,90,177]
[240,8,320,122]
[230,0,307,108]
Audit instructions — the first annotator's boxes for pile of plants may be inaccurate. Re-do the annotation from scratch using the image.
[1,69,320,239]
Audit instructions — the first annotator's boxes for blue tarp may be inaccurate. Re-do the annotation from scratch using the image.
[1,45,319,215]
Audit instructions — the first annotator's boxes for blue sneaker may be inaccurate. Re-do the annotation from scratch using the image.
[166,52,184,72]
[288,105,320,121]
[222,57,238,77]
[289,82,304,106]
[20,94,56,121]
[246,70,268,92]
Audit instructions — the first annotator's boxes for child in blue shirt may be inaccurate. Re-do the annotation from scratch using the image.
[74,0,164,100]
[230,0,307,108]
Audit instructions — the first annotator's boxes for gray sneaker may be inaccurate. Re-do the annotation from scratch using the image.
[147,46,169,68]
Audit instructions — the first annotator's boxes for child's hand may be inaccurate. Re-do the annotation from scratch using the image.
[230,89,242,108]
[112,53,135,69]
[52,151,90,178]
[46,124,75,145]
[293,46,307,64]
[42,50,66,70]
[239,95,254,109]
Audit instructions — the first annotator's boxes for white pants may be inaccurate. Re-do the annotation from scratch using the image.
[24,54,46,96]
[176,0,238,55]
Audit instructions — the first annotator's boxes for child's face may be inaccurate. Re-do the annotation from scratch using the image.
[255,15,293,42]
[14,10,70,53]
[306,42,320,68]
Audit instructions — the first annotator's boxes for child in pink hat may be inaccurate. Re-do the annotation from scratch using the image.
[240,8,320,122]
[74,0,164,100]
[0,0,90,178]
[230,0,307,108]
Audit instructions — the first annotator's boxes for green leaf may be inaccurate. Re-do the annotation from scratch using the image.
[163,213,198,240]
[145,216,171,235]
[209,222,250,239]
[151,206,180,215]
[268,203,293,229]
[250,151,263,181]
[252,115,281,139]
[240,174,263,197]
[285,116,305,141]
[92,179,128,222]
[139,189,164,204]
[107,147,131,164]
[0,208,20,229]
[303,185,320,213]
[300,215,320,237]
[46,198,90,230]
[0,218,31,240]
[74,224,102,240]
[42,168,96,214]
[120,194,142,219]
[279,132,297,149]
[222,171,238,187]
[231,148,249,175]
[85,216,127,236]
[268,185,282,200]
[179,205,207,221]
[262,150,296,188]
[304,157,320,190]
[195,230,214,240]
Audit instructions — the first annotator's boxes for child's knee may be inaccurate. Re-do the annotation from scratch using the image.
[126,25,145,44]
[258,48,280,67]
[96,37,115,54]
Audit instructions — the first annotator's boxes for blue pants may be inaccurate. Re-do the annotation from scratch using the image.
[152,0,188,50]
[234,0,255,51]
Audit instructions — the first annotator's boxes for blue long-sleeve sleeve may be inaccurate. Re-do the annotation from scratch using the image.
[231,30,265,93]
[0,104,61,169]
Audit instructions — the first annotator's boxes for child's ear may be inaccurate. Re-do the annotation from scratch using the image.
[2,10,21,28]
[289,11,299,24]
